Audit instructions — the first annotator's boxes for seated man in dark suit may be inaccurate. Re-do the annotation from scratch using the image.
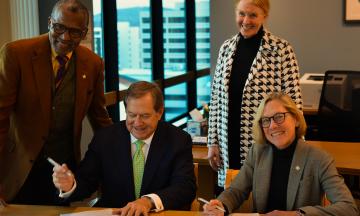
[52,81,196,215]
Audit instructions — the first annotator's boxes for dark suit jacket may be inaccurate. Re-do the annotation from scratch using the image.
[0,34,112,201]
[69,121,196,210]
[218,139,359,216]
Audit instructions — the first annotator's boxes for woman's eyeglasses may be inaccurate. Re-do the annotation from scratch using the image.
[260,112,290,128]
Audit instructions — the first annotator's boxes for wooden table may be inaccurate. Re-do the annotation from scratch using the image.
[192,145,217,201]
[307,141,360,176]
[192,145,208,165]
[193,140,360,176]
[303,107,318,116]
[0,204,203,216]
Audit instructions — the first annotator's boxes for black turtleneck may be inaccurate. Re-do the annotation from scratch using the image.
[266,139,297,212]
[228,27,264,169]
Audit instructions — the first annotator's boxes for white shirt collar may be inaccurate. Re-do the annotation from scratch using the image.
[130,133,154,146]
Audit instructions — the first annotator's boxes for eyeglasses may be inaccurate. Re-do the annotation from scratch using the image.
[50,21,87,39]
[260,112,290,128]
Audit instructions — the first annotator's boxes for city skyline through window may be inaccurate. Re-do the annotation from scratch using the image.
[92,0,210,122]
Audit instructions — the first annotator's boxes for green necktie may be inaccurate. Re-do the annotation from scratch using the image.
[133,140,145,199]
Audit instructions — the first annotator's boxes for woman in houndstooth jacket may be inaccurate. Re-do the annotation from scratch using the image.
[207,0,302,187]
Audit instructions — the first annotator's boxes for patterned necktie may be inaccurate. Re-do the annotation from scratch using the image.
[55,55,69,90]
[133,140,145,199]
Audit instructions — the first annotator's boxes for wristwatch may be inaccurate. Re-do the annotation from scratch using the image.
[295,209,306,216]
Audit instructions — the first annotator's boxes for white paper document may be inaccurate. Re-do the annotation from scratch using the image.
[60,209,114,216]
[230,213,259,216]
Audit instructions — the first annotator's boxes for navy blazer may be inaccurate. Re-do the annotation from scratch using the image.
[69,121,196,209]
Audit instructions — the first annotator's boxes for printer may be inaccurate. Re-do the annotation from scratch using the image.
[300,72,348,110]
[300,73,325,110]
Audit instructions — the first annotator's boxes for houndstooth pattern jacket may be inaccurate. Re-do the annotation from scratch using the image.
[208,29,303,187]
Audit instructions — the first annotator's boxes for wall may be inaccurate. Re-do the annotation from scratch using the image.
[210,0,360,74]
[0,0,12,47]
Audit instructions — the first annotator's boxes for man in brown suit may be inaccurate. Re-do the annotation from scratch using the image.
[0,0,112,205]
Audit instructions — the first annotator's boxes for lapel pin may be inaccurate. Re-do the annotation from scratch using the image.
[295,166,300,171]
[82,74,86,79]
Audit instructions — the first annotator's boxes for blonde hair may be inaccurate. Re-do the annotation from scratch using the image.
[234,0,270,16]
[252,92,307,144]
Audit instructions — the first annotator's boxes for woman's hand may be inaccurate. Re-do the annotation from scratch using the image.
[208,146,221,171]
[203,199,225,216]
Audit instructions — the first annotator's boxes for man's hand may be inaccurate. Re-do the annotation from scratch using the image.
[113,197,153,216]
[208,145,221,171]
[52,164,74,192]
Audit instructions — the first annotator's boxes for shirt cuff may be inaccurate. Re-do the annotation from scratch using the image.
[59,179,77,198]
[142,194,164,212]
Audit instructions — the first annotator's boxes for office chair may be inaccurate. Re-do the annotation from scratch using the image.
[316,70,360,142]
[224,169,253,213]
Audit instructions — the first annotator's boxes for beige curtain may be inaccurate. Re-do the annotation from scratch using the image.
[10,0,39,40]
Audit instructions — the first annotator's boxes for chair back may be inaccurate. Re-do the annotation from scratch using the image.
[225,169,239,189]
[225,169,253,213]
[317,70,360,141]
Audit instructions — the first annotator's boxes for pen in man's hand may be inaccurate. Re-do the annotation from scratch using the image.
[47,157,60,167]
[198,197,226,212]
[47,157,72,176]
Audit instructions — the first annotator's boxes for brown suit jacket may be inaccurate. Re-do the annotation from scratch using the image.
[0,34,113,201]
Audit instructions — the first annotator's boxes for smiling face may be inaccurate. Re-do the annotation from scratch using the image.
[235,0,267,39]
[125,93,163,140]
[48,5,87,56]
[262,99,298,149]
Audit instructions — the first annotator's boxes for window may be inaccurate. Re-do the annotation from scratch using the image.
[165,83,187,120]
[196,38,210,43]
[168,17,185,23]
[197,48,210,53]
[195,0,211,107]
[92,0,210,123]
[196,16,209,22]
[92,0,104,58]
[143,48,151,53]
[169,48,186,53]
[163,0,187,121]
[114,0,152,91]
[169,38,185,43]
[197,28,210,33]
[168,28,185,33]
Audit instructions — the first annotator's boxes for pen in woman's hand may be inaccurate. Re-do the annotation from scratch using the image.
[198,197,226,212]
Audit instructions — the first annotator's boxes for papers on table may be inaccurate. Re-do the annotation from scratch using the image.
[60,209,115,216]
